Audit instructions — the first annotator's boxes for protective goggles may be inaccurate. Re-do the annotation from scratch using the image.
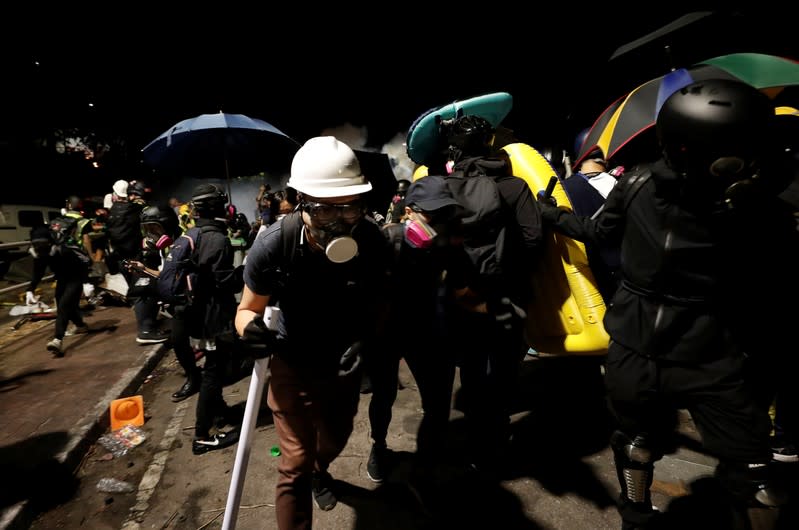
[302,201,364,224]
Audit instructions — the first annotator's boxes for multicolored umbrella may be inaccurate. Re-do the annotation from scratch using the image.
[575,53,799,167]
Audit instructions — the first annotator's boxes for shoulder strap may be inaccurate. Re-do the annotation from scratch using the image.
[623,167,653,212]
[382,223,404,260]
[589,167,652,220]
[279,211,303,261]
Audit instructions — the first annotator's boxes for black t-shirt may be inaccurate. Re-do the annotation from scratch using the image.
[244,213,389,370]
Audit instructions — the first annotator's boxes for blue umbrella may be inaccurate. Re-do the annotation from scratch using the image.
[141,112,301,181]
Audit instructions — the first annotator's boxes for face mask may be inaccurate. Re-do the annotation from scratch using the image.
[308,221,359,263]
[404,217,438,249]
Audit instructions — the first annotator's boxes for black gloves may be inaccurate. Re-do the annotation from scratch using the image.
[338,341,364,377]
[488,297,527,331]
[240,315,277,359]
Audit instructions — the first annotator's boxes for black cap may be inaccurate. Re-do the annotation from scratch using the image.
[405,176,460,212]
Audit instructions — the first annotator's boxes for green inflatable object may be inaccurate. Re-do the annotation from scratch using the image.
[406,92,513,165]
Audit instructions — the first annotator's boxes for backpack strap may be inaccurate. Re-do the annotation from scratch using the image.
[589,167,652,220]
[623,167,653,212]
[382,223,404,261]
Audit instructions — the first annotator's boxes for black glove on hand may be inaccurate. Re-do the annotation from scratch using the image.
[240,315,276,359]
[489,297,528,332]
[537,189,557,207]
[537,175,558,207]
[338,341,364,377]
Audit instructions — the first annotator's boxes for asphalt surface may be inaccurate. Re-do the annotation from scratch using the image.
[1,259,797,529]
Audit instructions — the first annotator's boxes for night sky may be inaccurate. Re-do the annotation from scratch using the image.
[1,6,793,204]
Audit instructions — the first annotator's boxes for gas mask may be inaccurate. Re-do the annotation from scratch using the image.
[404,216,438,249]
[302,200,365,263]
[307,220,359,263]
[155,234,173,250]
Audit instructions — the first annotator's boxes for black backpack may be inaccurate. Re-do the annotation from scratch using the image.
[48,216,80,247]
[158,226,204,306]
[444,159,507,278]
[43,215,92,266]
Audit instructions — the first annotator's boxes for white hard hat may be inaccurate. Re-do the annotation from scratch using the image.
[287,136,373,198]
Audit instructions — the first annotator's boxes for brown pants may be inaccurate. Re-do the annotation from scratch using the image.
[267,356,361,530]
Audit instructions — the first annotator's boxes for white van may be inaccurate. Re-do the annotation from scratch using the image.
[0,204,63,277]
[0,204,63,244]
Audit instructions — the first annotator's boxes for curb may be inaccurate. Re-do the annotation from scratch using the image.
[0,342,169,530]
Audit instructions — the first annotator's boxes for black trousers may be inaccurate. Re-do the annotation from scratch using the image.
[170,310,199,377]
[194,347,231,438]
[54,277,85,339]
[604,340,772,464]
[367,339,456,463]
[451,310,527,457]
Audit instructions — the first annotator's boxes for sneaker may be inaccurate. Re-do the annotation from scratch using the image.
[136,330,170,344]
[772,441,798,463]
[366,443,389,483]
[65,324,89,336]
[311,471,337,511]
[46,338,64,357]
[192,429,239,455]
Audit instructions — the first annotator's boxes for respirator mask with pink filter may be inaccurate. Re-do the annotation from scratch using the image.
[404,216,438,249]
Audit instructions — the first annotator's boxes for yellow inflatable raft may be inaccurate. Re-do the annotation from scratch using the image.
[502,143,609,356]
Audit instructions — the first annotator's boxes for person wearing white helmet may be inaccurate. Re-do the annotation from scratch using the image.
[235,136,389,527]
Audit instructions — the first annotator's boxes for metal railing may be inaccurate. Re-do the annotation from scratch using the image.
[0,239,49,296]
[0,275,54,296]
[0,240,31,250]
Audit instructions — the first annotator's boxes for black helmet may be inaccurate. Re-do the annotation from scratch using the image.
[141,204,179,237]
[396,179,411,194]
[443,115,494,155]
[128,180,149,197]
[657,79,773,180]
[190,183,228,218]
[66,195,83,212]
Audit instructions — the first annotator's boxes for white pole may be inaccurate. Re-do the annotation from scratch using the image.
[221,356,271,530]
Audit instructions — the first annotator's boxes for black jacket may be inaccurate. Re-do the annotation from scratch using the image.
[107,200,145,259]
[188,218,240,339]
[541,159,799,361]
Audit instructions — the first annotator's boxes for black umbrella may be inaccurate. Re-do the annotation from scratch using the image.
[141,112,301,185]
[353,149,400,219]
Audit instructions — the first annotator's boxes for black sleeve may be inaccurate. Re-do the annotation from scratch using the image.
[498,176,546,261]
[29,256,49,291]
[540,173,629,247]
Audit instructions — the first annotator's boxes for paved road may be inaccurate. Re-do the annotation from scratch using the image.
[1,271,796,529]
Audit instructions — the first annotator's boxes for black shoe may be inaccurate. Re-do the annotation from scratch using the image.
[366,443,389,483]
[312,471,337,511]
[771,436,798,463]
[192,429,239,455]
[171,376,200,402]
[136,329,170,344]
[406,473,436,518]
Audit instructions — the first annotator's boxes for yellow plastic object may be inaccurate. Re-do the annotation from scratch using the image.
[502,142,609,355]
[412,164,428,181]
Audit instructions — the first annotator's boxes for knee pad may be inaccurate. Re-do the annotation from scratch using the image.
[611,430,659,504]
